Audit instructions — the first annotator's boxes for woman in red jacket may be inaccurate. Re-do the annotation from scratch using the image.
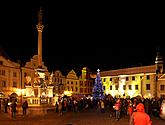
[129,103,152,125]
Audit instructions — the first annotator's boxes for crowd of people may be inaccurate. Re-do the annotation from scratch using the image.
[1,95,164,124]
[0,98,28,119]
[54,95,164,124]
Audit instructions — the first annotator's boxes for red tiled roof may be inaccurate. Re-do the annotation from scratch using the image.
[100,65,156,77]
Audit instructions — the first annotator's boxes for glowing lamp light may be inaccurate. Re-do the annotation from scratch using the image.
[16,89,25,96]
[64,91,72,96]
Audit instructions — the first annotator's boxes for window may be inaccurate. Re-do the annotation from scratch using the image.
[1,70,5,76]
[84,88,87,93]
[80,88,83,93]
[146,75,150,80]
[146,84,150,90]
[103,86,105,90]
[24,73,27,77]
[126,77,129,81]
[160,85,165,91]
[75,87,78,92]
[123,85,126,90]
[115,85,118,90]
[13,81,17,87]
[45,76,48,80]
[84,81,87,86]
[129,85,132,90]
[80,81,83,86]
[110,78,112,81]
[13,72,17,77]
[110,85,112,90]
[132,76,135,81]
[2,80,6,87]
[0,61,3,65]
[135,85,139,90]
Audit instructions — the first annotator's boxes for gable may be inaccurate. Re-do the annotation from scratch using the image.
[0,56,20,68]
[67,69,78,79]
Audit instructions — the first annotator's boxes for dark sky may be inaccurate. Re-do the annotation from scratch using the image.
[1,1,165,74]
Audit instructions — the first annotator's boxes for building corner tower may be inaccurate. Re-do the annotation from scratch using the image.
[155,49,163,97]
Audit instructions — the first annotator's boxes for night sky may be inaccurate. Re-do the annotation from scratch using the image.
[0,1,165,74]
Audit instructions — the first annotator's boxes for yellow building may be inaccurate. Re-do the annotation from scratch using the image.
[100,52,165,99]
[65,69,79,96]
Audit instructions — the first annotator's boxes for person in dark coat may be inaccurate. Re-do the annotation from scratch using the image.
[22,100,28,115]
[11,100,17,119]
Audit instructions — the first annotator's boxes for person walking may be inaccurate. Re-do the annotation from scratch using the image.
[22,100,28,116]
[129,103,152,125]
[114,98,121,121]
[11,100,17,119]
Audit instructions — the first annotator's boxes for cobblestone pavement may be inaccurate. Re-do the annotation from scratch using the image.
[0,110,165,125]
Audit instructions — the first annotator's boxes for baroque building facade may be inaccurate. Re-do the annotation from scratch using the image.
[0,51,94,102]
[51,67,94,97]
[0,55,21,98]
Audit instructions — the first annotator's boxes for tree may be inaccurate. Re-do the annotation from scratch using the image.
[92,69,105,100]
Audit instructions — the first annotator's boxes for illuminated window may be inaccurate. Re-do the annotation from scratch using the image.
[146,84,150,90]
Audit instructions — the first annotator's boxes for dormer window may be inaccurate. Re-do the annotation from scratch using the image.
[0,61,3,65]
